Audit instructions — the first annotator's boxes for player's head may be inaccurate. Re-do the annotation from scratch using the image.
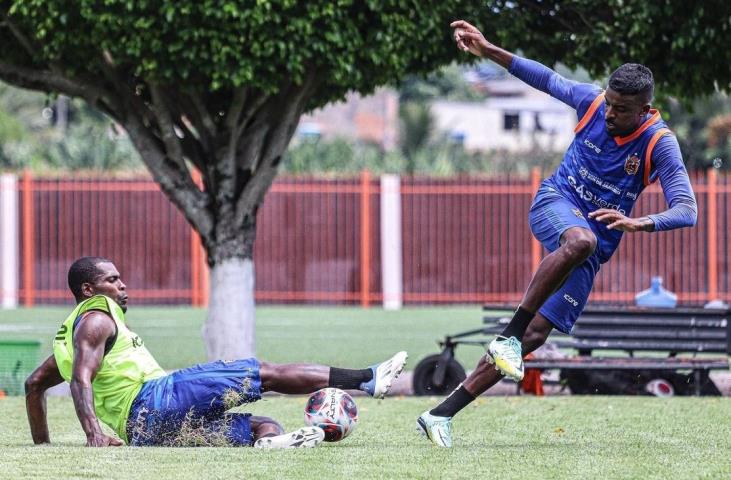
[604,63,654,136]
[68,257,128,311]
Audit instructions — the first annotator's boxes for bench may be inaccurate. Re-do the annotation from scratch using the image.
[412,305,729,396]
[483,305,730,396]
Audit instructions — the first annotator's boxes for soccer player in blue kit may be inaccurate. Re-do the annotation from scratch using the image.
[418,20,698,447]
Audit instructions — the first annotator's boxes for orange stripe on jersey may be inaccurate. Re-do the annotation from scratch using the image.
[615,110,661,146]
[574,93,605,134]
[643,128,672,186]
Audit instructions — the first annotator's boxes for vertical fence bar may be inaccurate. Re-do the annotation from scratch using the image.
[530,167,541,273]
[707,168,718,301]
[0,174,19,308]
[190,169,204,306]
[360,170,371,308]
[21,170,34,307]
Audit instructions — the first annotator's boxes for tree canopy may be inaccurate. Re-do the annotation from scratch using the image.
[482,1,730,99]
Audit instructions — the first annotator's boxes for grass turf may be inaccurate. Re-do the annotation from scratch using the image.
[1,395,729,479]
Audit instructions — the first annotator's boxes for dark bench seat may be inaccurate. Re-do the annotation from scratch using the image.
[483,304,730,395]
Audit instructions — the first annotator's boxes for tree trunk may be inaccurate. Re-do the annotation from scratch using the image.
[202,257,256,360]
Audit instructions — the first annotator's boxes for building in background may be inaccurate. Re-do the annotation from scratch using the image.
[297,87,399,150]
[431,76,577,152]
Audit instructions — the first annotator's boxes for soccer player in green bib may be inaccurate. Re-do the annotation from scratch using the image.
[25,257,408,448]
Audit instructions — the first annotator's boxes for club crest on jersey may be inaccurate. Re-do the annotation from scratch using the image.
[572,208,584,219]
[624,154,640,175]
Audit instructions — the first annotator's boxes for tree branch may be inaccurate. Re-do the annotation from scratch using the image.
[233,71,320,226]
[149,84,187,172]
[2,15,38,59]
[0,61,110,107]
[123,112,213,239]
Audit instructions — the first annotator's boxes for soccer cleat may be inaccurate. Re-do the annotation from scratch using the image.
[487,335,524,381]
[253,426,325,449]
[360,351,408,399]
[416,411,453,448]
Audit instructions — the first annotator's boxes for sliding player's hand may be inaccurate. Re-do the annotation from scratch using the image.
[588,209,652,232]
[86,432,123,447]
[450,20,489,57]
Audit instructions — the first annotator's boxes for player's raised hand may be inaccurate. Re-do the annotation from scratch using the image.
[589,209,652,232]
[450,20,490,57]
[86,432,123,447]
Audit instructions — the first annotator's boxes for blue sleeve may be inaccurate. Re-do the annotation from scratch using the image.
[508,56,601,118]
[646,135,698,231]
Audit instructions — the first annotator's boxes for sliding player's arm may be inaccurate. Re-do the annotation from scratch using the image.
[70,312,123,447]
[25,355,64,444]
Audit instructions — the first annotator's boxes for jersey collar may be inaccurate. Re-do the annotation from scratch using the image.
[613,110,661,146]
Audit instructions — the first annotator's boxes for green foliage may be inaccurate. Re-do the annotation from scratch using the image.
[399,101,434,173]
[482,1,731,99]
[665,93,731,170]
[6,0,725,116]
[4,0,469,111]
[282,136,560,176]
[0,83,142,171]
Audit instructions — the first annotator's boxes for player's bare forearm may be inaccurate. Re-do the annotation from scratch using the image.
[25,355,64,444]
[70,380,103,438]
[478,43,514,69]
[26,389,50,444]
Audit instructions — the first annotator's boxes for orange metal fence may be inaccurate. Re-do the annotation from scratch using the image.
[12,169,729,306]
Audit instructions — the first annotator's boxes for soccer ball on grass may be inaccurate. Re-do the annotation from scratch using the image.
[303,388,358,442]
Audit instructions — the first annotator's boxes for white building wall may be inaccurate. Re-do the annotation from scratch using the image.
[431,91,577,153]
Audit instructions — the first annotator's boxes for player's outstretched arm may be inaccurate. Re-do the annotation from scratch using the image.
[70,312,123,447]
[25,355,64,444]
[450,20,596,111]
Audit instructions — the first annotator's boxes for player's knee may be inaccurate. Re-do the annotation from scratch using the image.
[258,361,282,390]
[564,230,597,261]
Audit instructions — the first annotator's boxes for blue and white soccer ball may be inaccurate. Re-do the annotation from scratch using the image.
[304,388,358,442]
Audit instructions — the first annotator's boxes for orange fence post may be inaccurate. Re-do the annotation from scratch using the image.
[360,170,371,308]
[190,169,206,306]
[707,168,718,301]
[21,170,34,307]
[530,167,541,273]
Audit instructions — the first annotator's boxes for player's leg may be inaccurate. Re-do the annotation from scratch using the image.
[417,315,553,448]
[250,415,325,449]
[418,257,598,447]
[490,190,597,381]
[259,350,408,399]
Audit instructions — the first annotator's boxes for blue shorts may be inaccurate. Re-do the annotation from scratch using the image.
[528,186,601,334]
[127,359,262,446]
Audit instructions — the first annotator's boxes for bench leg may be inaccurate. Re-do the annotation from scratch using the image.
[694,370,702,396]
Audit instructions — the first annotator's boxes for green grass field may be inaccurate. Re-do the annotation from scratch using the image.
[1,395,729,479]
[1,306,730,479]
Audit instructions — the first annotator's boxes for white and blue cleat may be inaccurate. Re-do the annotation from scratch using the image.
[360,351,408,399]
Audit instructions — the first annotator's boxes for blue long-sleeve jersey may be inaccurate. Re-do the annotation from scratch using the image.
[508,56,697,260]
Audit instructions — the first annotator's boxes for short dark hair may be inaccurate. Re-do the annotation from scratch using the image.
[68,256,112,301]
[608,63,654,103]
